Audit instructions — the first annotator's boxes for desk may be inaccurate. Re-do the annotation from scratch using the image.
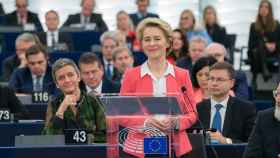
[0,145,107,158]
[206,144,246,158]
[24,103,48,120]
[0,122,44,147]
[1,31,102,52]
[0,144,246,158]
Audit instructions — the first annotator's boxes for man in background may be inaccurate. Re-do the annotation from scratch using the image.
[205,42,249,100]
[63,0,108,32]
[9,45,55,94]
[2,33,36,81]
[112,47,134,84]
[129,0,159,26]
[38,10,73,52]
[79,52,120,94]
[4,0,43,31]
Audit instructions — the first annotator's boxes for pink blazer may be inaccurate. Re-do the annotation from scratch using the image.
[115,65,197,157]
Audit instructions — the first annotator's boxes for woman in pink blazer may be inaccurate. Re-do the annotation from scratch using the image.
[118,18,197,158]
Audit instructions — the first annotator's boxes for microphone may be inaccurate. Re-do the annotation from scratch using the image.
[181,86,219,158]
[180,86,196,114]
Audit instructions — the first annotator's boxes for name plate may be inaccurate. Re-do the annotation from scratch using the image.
[0,108,11,122]
[64,129,88,145]
[23,23,36,31]
[144,136,168,156]
[32,92,49,103]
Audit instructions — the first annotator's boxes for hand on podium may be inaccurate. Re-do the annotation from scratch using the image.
[145,115,178,133]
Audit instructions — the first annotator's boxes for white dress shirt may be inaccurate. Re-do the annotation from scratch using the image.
[32,73,45,91]
[86,81,102,94]
[47,30,59,47]
[210,96,229,131]
[140,61,175,96]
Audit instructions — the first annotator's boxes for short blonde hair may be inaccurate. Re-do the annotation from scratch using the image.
[136,18,172,44]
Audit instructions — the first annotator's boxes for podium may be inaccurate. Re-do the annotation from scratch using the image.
[101,95,186,158]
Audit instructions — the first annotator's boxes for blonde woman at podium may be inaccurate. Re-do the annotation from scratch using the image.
[119,18,197,158]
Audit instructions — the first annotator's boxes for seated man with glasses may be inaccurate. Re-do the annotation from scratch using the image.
[193,62,256,144]
[244,82,280,158]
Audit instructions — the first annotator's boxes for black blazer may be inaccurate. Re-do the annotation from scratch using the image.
[0,3,4,15]
[244,108,280,158]
[63,13,108,33]
[4,11,43,31]
[37,31,74,51]
[129,12,159,26]
[206,24,227,47]
[2,55,20,81]
[0,86,29,119]
[194,97,256,143]
[176,56,193,72]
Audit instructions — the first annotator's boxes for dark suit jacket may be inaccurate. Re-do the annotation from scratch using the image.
[234,70,249,100]
[4,11,43,31]
[80,76,120,94]
[194,97,256,143]
[8,66,56,94]
[0,85,29,119]
[0,3,4,15]
[206,24,227,47]
[63,13,108,33]
[37,31,74,51]
[129,12,159,26]
[244,108,280,158]
[2,55,20,81]
[176,56,193,72]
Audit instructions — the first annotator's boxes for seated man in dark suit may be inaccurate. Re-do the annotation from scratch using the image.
[37,10,73,52]
[9,45,56,94]
[79,52,120,94]
[63,0,108,32]
[194,62,256,144]
[205,42,250,100]
[129,0,159,26]
[99,31,118,80]
[176,36,207,73]
[2,32,36,81]
[4,0,43,31]
[0,85,29,119]
[244,82,280,158]
[112,46,134,85]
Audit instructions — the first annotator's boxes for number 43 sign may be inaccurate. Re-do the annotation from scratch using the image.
[64,129,88,145]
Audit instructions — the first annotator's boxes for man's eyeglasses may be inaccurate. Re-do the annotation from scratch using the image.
[209,77,231,83]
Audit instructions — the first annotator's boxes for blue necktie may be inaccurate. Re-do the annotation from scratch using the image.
[106,63,112,79]
[212,104,223,132]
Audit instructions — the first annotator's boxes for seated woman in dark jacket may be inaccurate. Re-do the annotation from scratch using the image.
[43,58,106,143]
[203,5,227,47]
[248,0,280,85]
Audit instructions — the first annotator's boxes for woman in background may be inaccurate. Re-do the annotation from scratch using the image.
[191,56,217,103]
[203,5,227,47]
[248,0,280,85]
[116,10,140,51]
[179,9,212,44]
[167,29,189,64]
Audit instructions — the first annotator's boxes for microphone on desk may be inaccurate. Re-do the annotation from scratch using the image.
[181,86,219,158]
